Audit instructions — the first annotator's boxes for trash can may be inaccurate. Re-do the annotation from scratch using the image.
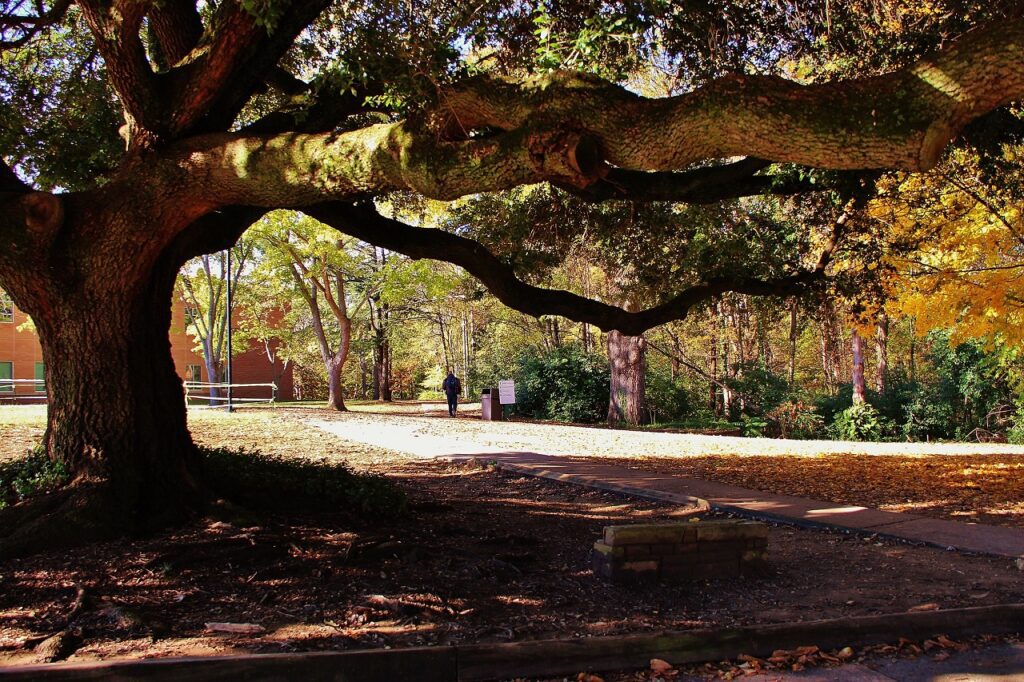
[481,388,503,421]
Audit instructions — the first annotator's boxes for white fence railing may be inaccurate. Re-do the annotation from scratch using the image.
[183,381,277,409]
[0,378,47,400]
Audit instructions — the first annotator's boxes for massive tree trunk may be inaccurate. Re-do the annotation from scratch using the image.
[607,330,649,426]
[0,206,219,554]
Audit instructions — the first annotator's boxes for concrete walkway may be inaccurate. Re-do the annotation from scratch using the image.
[309,419,1024,559]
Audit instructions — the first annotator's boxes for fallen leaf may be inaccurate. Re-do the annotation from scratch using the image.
[650,658,675,673]
[908,603,940,612]
[936,635,967,651]
[836,646,855,660]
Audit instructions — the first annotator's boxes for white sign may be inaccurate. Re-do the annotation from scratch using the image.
[498,379,516,405]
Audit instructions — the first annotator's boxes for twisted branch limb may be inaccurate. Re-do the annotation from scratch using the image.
[307,202,838,336]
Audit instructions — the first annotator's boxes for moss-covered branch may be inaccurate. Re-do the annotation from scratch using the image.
[440,19,1024,172]
[158,18,1024,213]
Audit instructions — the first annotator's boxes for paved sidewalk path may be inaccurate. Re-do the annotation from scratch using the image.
[309,419,1024,559]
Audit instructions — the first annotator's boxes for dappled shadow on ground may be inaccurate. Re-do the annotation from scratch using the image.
[2,459,1023,665]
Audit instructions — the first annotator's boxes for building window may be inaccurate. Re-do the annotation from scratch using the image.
[0,291,12,323]
[184,305,200,326]
[34,362,45,392]
[0,362,11,393]
[187,364,202,383]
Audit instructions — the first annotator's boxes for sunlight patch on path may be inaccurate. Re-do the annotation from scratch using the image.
[306,418,507,459]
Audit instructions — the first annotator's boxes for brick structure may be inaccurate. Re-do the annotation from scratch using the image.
[592,520,768,582]
[0,289,292,402]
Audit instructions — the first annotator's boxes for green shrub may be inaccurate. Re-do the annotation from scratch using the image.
[831,403,892,442]
[0,448,69,510]
[200,446,406,517]
[901,386,957,441]
[739,414,769,437]
[1007,409,1024,445]
[646,369,693,423]
[766,400,825,439]
[514,344,609,423]
[725,361,791,417]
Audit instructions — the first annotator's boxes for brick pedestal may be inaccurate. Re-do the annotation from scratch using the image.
[592,520,768,582]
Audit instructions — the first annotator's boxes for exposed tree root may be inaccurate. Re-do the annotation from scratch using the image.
[0,483,123,558]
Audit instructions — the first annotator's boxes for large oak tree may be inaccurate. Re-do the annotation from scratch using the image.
[0,0,1022,552]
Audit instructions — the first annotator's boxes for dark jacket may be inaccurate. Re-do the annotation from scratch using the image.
[442,374,461,396]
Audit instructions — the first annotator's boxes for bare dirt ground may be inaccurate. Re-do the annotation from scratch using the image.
[1,405,1023,674]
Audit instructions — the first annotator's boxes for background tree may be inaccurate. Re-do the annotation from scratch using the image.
[252,211,368,411]
[177,241,255,403]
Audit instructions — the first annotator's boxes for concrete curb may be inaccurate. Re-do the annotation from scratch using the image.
[1,604,1021,681]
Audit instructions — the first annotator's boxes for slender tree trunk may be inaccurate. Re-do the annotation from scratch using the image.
[851,330,866,404]
[719,303,733,415]
[359,355,369,399]
[788,299,798,384]
[819,303,842,394]
[607,330,649,426]
[326,354,347,411]
[326,316,351,411]
[203,353,221,406]
[372,320,392,401]
[709,314,719,413]
[909,324,916,383]
[876,313,889,394]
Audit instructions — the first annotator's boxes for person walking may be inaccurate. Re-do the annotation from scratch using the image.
[442,369,461,417]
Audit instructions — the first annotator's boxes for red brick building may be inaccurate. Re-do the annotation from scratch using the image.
[1,289,292,402]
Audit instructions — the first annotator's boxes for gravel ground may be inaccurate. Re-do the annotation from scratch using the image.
[297,409,1024,528]
[304,409,1024,459]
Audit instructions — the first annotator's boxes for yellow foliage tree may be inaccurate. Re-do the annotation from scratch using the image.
[870,142,1024,345]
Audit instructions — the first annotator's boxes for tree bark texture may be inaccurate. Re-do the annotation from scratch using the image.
[607,330,649,426]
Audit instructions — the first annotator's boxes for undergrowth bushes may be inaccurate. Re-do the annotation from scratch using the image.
[513,345,609,423]
[0,447,69,510]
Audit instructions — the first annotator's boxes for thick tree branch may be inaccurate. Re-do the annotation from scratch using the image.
[307,203,834,336]
[439,19,1024,172]
[78,0,160,148]
[148,2,204,67]
[168,0,331,136]
[172,121,607,206]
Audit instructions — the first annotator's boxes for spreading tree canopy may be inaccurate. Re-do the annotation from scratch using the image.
[0,0,1022,553]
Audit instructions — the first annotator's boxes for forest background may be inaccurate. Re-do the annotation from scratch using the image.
[177,134,1024,446]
